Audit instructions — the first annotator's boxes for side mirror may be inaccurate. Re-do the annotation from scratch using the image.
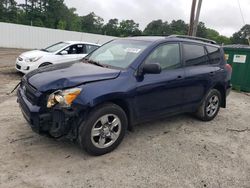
[60,50,68,55]
[142,63,162,75]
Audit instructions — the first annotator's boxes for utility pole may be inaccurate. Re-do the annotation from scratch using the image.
[188,0,196,36]
[192,0,203,36]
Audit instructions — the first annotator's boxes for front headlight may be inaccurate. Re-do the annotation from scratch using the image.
[47,88,82,108]
[25,56,42,62]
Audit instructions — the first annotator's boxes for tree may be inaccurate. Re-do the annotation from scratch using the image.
[64,8,81,31]
[215,35,231,45]
[0,0,18,23]
[231,24,250,44]
[118,20,141,37]
[143,20,171,36]
[170,19,188,35]
[81,12,104,34]
[0,0,241,44]
[102,18,119,36]
[196,22,207,38]
[206,28,219,39]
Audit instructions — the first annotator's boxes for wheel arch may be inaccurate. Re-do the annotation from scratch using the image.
[39,62,52,67]
[83,98,134,131]
[213,84,226,108]
[106,99,134,131]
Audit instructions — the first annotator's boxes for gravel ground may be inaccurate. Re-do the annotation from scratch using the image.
[0,48,250,188]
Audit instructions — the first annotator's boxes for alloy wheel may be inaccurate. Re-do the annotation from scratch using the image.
[91,114,121,149]
[206,95,219,117]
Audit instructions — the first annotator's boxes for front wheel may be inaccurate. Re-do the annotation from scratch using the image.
[195,89,221,121]
[78,103,128,155]
[39,62,52,68]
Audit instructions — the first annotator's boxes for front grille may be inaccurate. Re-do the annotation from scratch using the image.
[25,88,37,104]
[21,79,39,105]
[16,64,21,69]
[18,90,31,119]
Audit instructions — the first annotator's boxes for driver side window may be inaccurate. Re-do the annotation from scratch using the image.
[145,43,181,70]
[64,44,86,55]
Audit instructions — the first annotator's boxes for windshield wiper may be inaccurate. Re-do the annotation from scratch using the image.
[82,58,106,68]
[40,49,48,52]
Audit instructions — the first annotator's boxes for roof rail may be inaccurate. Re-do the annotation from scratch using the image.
[168,35,217,44]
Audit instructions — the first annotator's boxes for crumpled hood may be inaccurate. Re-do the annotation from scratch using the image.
[25,62,121,92]
[20,50,49,58]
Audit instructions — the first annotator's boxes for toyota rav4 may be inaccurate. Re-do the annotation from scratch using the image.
[17,36,232,155]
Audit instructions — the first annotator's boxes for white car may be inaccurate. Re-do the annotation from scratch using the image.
[15,41,100,74]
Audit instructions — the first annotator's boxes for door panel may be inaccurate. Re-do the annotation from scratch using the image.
[52,54,78,64]
[184,65,216,105]
[182,43,215,109]
[135,68,185,119]
[134,42,186,121]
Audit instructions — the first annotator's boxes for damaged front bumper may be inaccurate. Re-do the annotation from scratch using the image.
[17,87,80,139]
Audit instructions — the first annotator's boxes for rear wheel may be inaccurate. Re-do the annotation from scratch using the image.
[195,89,221,121]
[78,103,128,156]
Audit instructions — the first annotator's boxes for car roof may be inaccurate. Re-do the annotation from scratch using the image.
[124,36,166,42]
[63,41,101,46]
[122,36,219,47]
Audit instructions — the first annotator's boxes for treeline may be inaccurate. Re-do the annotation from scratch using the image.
[1,0,249,44]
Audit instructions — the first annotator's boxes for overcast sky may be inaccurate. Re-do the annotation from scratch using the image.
[17,0,249,37]
[62,0,249,37]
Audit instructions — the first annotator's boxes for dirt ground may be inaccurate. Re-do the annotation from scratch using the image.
[0,48,249,188]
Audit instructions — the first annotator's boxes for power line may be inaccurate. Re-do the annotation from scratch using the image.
[237,0,246,25]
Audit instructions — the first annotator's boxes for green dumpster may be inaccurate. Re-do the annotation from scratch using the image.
[223,44,250,92]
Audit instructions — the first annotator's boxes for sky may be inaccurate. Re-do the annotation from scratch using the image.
[17,0,249,37]
[62,0,249,37]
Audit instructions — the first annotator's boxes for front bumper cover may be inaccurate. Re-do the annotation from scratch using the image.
[17,88,78,138]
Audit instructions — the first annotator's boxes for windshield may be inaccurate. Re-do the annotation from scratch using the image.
[44,42,70,53]
[87,39,151,69]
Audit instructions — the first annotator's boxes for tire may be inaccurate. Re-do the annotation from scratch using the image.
[39,62,52,68]
[195,89,221,121]
[78,103,128,156]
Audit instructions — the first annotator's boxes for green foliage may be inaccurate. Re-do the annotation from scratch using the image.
[102,18,119,36]
[118,20,141,37]
[81,12,104,34]
[0,0,18,23]
[231,24,250,44]
[170,20,188,35]
[196,22,207,38]
[0,0,248,45]
[143,20,171,36]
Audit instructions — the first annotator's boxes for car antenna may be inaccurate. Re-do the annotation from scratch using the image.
[7,81,21,95]
[80,33,84,41]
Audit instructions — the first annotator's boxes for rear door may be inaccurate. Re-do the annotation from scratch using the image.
[182,42,216,109]
[135,42,185,120]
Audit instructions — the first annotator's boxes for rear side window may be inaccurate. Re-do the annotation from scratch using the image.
[86,45,99,54]
[145,43,181,70]
[183,43,208,66]
[206,46,221,64]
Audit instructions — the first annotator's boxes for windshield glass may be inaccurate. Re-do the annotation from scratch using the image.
[44,42,70,53]
[87,39,150,69]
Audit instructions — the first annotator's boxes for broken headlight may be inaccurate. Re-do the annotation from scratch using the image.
[47,88,82,108]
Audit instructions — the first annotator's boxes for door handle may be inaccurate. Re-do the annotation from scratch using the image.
[209,71,215,76]
[175,75,183,80]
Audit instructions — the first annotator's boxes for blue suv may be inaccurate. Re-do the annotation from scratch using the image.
[17,36,232,155]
